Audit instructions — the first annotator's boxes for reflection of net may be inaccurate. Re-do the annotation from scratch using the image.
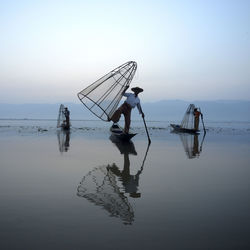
[77,61,137,121]
[57,130,65,152]
[180,104,195,130]
[179,133,199,159]
[77,166,134,224]
[57,130,70,153]
[57,104,66,128]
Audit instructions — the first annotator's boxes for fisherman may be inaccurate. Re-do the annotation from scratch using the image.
[109,86,144,134]
[193,108,203,131]
[62,107,70,130]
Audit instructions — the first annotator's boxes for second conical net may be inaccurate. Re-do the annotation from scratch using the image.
[181,104,195,130]
[77,61,137,121]
[57,104,65,128]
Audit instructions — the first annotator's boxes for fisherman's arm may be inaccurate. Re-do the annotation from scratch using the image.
[122,86,130,96]
[123,92,130,97]
[137,103,145,118]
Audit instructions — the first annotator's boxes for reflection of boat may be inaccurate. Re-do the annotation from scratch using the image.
[77,166,134,225]
[173,131,206,159]
[57,129,70,153]
[171,104,205,134]
[110,124,136,141]
[109,135,137,155]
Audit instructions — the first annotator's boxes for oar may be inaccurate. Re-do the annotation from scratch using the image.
[199,107,206,134]
[140,140,151,171]
[199,132,206,152]
[142,116,151,144]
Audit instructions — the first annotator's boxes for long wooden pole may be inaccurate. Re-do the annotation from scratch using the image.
[142,117,151,144]
[201,115,206,134]
[199,107,206,134]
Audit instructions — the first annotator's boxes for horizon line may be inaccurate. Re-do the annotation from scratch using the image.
[1,99,250,105]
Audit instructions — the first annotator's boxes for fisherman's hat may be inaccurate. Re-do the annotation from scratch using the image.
[131,87,143,93]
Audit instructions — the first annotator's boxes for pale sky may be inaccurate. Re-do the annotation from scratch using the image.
[0,0,249,103]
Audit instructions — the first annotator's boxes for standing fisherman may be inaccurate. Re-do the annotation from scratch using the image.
[193,108,203,131]
[109,87,144,134]
[62,107,70,130]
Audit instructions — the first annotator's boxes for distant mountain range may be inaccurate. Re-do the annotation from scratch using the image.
[0,100,249,121]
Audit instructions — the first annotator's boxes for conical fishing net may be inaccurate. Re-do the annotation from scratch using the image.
[57,104,65,128]
[180,104,195,130]
[77,61,137,121]
[77,165,134,224]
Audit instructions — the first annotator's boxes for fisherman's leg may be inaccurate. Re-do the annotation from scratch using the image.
[194,118,199,130]
[110,108,122,123]
[66,118,70,128]
[124,109,131,134]
[123,154,130,174]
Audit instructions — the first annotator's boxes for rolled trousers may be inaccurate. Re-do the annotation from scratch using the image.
[194,117,199,130]
[110,102,132,133]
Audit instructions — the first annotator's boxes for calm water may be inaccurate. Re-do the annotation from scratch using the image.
[0,120,250,249]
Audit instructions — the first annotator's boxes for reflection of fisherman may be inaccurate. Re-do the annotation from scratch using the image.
[108,138,142,198]
[57,129,70,153]
[192,134,199,157]
[64,130,70,151]
[179,132,206,159]
[62,107,70,130]
[109,87,144,134]
[107,159,142,198]
[193,108,203,131]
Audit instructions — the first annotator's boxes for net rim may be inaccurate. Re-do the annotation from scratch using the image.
[77,92,110,121]
[77,61,137,121]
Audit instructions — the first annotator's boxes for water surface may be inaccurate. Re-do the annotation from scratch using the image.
[0,120,250,249]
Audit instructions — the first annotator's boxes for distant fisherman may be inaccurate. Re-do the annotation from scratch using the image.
[109,87,144,134]
[62,107,70,130]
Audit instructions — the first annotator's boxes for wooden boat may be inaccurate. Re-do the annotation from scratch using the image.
[170,104,205,134]
[110,124,136,141]
[170,124,200,134]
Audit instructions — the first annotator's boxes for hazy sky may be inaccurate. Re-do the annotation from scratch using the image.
[0,0,249,103]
